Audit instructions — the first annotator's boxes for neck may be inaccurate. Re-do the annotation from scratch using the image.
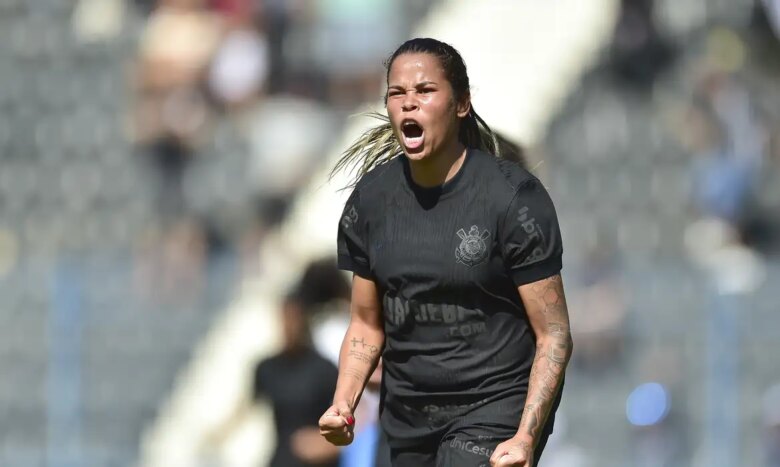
[408,140,467,188]
[284,340,308,354]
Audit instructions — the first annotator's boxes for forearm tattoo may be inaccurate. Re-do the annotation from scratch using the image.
[521,275,573,443]
[343,367,367,384]
[345,336,380,366]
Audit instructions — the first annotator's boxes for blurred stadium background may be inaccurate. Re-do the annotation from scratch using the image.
[0,0,779,466]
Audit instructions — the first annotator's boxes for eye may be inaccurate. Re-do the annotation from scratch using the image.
[419,87,435,94]
[387,89,403,97]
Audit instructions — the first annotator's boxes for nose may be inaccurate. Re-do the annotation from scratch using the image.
[401,91,418,112]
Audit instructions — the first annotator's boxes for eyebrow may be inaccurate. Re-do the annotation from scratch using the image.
[388,81,439,89]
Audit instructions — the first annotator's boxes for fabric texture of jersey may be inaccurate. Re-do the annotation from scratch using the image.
[336,148,563,449]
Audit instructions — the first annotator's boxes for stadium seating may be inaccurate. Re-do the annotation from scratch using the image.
[0,4,227,466]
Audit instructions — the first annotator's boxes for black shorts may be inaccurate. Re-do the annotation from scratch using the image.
[389,424,550,467]
[382,393,556,467]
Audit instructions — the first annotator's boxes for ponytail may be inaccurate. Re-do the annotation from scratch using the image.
[330,113,399,185]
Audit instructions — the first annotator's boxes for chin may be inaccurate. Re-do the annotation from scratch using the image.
[402,146,431,162]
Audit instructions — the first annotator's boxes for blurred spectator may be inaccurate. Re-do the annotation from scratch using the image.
[261,0,329,99]
[315,0,401,107]
[243,96,338,227]
[207,0,270,112]
[132,0,222,215]
[206,291,340,467]
[305,257,352,366]
[609,0,674,89]
[763,383,780,467]
[257,0,300,95]
[568,245,627,372]
[700,69,766,173]
[685,104,755,226]
[133,217,211,307]
[298,257,351,308]
[679,44,776,253]
[292,258,389,467]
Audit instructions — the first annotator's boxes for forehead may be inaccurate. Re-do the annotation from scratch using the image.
[388,53,446,84]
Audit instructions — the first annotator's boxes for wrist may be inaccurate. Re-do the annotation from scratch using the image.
[511,432,536,449]
[332,395,357,411]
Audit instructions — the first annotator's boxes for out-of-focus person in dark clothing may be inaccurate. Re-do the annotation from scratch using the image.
[206,290,341,467]
[609,0,674,89]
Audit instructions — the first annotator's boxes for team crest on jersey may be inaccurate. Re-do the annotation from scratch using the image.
[455,225,490,267]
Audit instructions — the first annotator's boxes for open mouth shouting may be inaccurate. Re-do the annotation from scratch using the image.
[401,119,424,151]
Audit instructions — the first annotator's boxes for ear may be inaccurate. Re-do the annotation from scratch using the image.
[456,94,471,119]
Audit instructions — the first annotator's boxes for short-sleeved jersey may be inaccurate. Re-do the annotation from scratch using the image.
[254,349,339,467]
[337,148,563,445]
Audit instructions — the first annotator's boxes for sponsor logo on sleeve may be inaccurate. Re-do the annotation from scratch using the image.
[516,206,546,265]
[341,204,358,230]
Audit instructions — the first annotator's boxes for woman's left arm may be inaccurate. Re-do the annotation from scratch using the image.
[491,273,573,467]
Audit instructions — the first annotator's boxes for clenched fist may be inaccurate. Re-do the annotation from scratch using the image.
[318,401,355,446]
[489,436,534,466]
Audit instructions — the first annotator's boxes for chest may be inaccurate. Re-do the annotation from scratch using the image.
[368,191,508,292]
[264,361,325,414]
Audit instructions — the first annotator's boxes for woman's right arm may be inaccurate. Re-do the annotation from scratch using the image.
[319,274,384,446]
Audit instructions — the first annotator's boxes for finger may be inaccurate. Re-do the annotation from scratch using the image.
[495,453,519,467]
[319,412,346,428]
[326,430,354,446]
[320,425,348,438]
[490,446,508,465]
[334,401,355,427]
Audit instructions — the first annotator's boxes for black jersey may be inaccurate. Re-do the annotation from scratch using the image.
[336,148,563,446]
[254,348,339,467]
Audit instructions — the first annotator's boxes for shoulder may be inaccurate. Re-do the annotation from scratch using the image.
[256,352,284,369]
[355,156,401,190]
[351,156,402,205]
[254,355,276,381]
[470,148,541,198]
[307,349,338,374]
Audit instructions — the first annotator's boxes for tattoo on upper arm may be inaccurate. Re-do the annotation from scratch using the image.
[527,274,567,318]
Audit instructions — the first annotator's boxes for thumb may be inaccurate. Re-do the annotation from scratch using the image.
[489,445,508,465]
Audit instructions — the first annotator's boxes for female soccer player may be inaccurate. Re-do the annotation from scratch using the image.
[319,38,573,467]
